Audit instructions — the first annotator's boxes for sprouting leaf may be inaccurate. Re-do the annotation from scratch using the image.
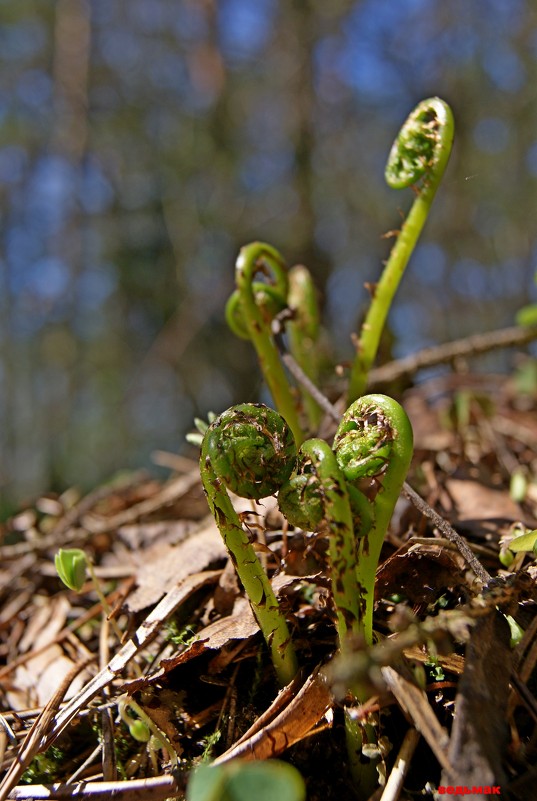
[505,614,525,647]
[128,720,151,743]
[516,304,537,328]
[508,529,537,554]
[187,763,224,801]
[224,761,306,801]
[510,468,528,503]
[498,547,515,568]
[513,358,537,396]
[54,548,87,592]
[186,412,218,447]
[187,761,306,801]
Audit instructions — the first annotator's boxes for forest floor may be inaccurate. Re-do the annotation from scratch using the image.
[1,338,537,801]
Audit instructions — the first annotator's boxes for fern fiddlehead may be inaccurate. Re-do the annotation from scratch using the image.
[333,394,414,645]
[200,403,298,686]
[225,242,305,444]
[348,98,454,403]
[199,396,412,794]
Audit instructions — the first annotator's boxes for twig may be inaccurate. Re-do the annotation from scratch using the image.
[0,658,94,801]
[6,774,184,801]
[379,727,420,801]
[273,330,338,420]
[510,672,537,725]
[381,666,451,773]
[40,571,221,751]
[401,483,491,585]
[369,325,537,385]
[65,743,103,785]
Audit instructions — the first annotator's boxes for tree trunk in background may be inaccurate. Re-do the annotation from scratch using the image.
[47,0,92,488]
[279,1,325,276]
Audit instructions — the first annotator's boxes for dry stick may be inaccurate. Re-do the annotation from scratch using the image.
[6,775,183,801]
[0,658,94,801]
[273,329,342,420]
[277,342,491,585]
[401,483,490,585]
[369,324,537,385]
[379,727,421,801]
[510,672,537,725]
[65,743,103,785]
[40,571,221,752]
[0,584,130,683]
[281,352,339,420]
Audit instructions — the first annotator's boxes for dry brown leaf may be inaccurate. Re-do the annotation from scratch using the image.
[443,476,524,539]
[375,539,467,607]
[123,574,312,689]
[7,596,87,709]
[116,519,199,552]
[213,667,333,764]
[402,644,465,676]
[134,689,185,757]
[125,597,259,689]
[44,570,221,747]
[125,518,227,612]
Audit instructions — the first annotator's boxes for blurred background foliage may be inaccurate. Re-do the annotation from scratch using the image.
[1,0,537,512]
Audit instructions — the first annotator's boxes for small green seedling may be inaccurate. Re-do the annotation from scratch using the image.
[505,614,525,648]
[507,528,537,553]
[499,525,537,567]
[186,411,217,447]
[55,547,123,642]
[510,467,528,504]
[118,695,179,771]
[55,548,87,592]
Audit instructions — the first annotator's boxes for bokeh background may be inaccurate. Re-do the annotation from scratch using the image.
[1,0,536,512]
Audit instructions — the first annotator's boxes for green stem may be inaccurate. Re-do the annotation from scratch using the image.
[332,395,413,797]
[286,265,323,432]
[200,403,299,687]
[85,559,125,644]
[227,242,305,444]
[334,394,414,645]
[347,98,454,404]
[278,437,374,793]
[119,696,180,765]
[279,438,361,650]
